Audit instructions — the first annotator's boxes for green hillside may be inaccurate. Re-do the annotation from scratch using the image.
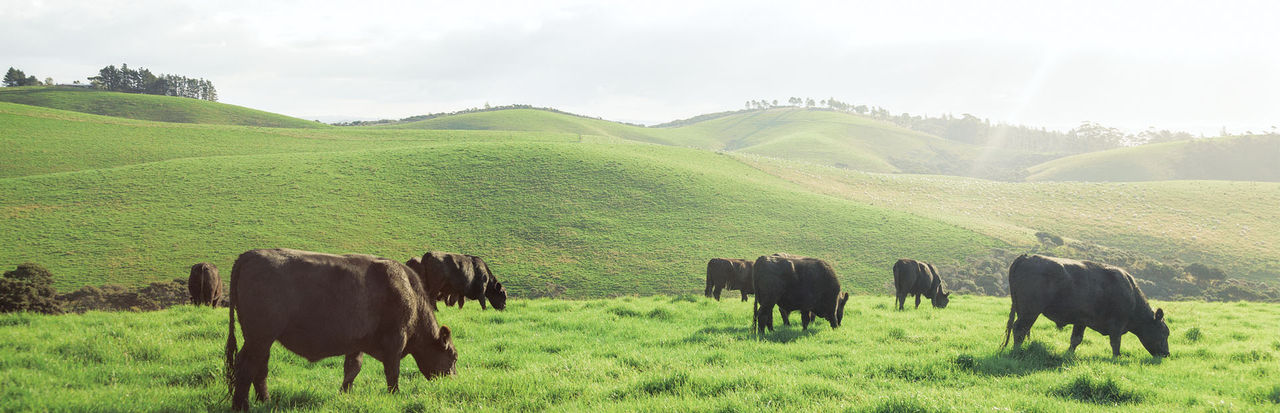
[1,108,1001,293]
[1027,134,1280,182]
[0,86,326,129]
[743,157,1280,281]
[376,107,1053,179]
[0,102,576,178]
[4,296,1278,411]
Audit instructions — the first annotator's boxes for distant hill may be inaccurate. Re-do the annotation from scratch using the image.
[1027,134,1280,182]
[0,86,327,128]
[376,107,1055,179]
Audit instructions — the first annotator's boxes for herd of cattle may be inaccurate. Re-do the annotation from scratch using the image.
[186,248,1170,410]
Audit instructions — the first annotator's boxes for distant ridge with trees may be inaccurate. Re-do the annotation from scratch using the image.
[87,63,218,101]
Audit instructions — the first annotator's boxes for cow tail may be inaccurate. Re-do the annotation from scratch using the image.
[224,259,240,399]
[751,264,760,337]
[1001,255,1027,349]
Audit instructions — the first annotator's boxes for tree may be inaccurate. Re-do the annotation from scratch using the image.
[3,67,40,87]
[805,98,815,107]
[0,263,63,314]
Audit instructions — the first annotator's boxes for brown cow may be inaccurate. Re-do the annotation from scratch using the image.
[419,251,506,311]
[892,259,950,310]
[224,248,457,411]
[705,258,754,301]
[188,262,223,307]
[1002,254,1169,358]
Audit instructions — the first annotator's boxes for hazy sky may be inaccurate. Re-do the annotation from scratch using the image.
[4,0,1277,133]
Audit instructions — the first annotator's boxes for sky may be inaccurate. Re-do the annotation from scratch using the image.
[3,0,1277,134]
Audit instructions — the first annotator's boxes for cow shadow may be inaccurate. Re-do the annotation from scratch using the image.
[956,342,1076,377]
[754,325,820,343]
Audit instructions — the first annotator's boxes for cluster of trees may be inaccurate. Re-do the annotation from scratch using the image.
[0,263,193,314]
[88,64,218,101]
[3,67,51,87]
[744,96,1200,154]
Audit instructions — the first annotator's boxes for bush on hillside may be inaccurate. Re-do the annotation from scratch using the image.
[59,278,190,313]
[0,263,63,314]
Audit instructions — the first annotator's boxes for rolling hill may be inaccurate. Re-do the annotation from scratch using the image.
[741,156,1280,282]
[0,86,327,129]
[1026,134,1280,182]
[376,107,1055,179]
[0,102,1002,294]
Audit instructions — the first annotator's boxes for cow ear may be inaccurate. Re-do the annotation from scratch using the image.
[1155,308,1164,321]
[438,325,452,341]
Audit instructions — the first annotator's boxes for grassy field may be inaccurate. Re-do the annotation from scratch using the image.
[1026,134,1280,182]
[3,295,1278,411]
[740,156,1280,281]
[377,107,1051,178]
[1,133,1000,294]
[0,86,326,129]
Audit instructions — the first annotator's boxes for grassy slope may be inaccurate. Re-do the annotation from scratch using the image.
[3,296,1277,411]
[0,134,999,294]
[0,86,326,129]
[0,102,577,178]
[375,108,1049,176]
[741,156,1280,280]
[1027,134,1280,182]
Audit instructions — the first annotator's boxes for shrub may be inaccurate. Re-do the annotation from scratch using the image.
[1184,327,1203,342]
[0,263,63,314]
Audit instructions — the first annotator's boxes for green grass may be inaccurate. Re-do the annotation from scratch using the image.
[1,135,999,294]
[2,295,1277,411]
[0,101,577,178]
[1026,134,1280,182]
[742,156,1280,281]
[376,107,1051,178]
[0,86,327,128]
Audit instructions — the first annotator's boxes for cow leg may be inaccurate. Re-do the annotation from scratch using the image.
[896,293,906,310]
[480,297,487,310]
[340,353,363,393]
[382,335,408,393]
[1109,332,1124,357]
[232,339,271,411]
[779,308,791,326]
[1011,312,1039,348]
[914,294,922,309]
[740,290,748,302]
[756,304,775,334]
[253,358,270,403]
[1068,325,1086,353]
[713,286,722,301]
[801,312,813,330]
[704,279,714,298]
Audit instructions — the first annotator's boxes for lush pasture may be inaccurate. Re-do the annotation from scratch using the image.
[743,156,1280,281]
[0,86,326,129]
[377,107,1046,177]
[0,137,999,294]
[2,295,1277,411]
[1026,134,1280,182]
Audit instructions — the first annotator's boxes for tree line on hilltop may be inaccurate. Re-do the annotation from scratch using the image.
[3,64,217,102]
[741,97,1200,154]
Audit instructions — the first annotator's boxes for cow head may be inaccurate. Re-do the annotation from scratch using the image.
[931,292,950,309]
[835,291,850,327]
[1134,308,1170,357]
[411,324,458,379]
[486,281,508,311]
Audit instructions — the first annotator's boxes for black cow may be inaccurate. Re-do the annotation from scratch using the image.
[1001,254,1169,357]
[752,253,849,334]
[705,258,754,301]
[892,259,949,310]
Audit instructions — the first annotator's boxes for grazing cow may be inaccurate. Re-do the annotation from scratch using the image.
[1001,254,1170,358]
[188,262,223,307]
[705,258,754,301]
[892,259,950,310]
[224,248,457,411]
[420,251,507,311]
[752,253,849,334]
